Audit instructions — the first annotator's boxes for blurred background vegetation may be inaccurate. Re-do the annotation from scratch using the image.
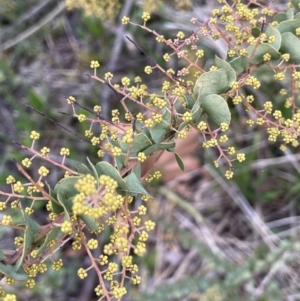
[1,0,300,300]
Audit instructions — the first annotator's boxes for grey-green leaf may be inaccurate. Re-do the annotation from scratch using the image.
[183,93,196,110]
[247,44,281,64]
[143,142,175,156]
[15,214,40,270]
[295,12,300,20]
[120,132,153,157]
[174,153,184,171]
[123,172,150,196]
[215,56,237,86]
[79,215,98,231]
[86,157,99,186]
[279,32,300,63]
[201,94,231,126]
[277,19,300,34]
[95,161,127,190]
[273,12,288,23]
[150,109,171,143]
[0,263,28,280]
[193,69,229,101]
[228,56,248,74]
[286,7,294,20]
[54,176,82,200]
[75,163,93,175]
[265,25,282,50]
[0,250,6,261]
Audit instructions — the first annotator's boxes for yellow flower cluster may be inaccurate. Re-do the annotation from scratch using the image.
[90,60,100,68]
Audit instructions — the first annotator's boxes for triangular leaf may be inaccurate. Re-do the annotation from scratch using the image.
[95,161,127,190]
[123,172,149,196]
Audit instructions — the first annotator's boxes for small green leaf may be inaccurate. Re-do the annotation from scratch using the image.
[193,69,229,101]
[0,263,28,280]
[75,163,92,175]
[201,94,231,126]
[247,44,281,64]
[273,13,287,23]
[16,214,40,270]
[95,162,127,190]
[57,191,72,221]
[54,176,82,200]
[120,133,153,157]
[183,93,196,110]
[79,215,98,231]
[150,110,171,143]
[279,32,300,63]
[190,99,203,125]
[178,99,203,131]
[143,142,175,156]
[215,56,237,85]
[277,19,300,34]
[174,153,184,171]
[136,120,152,140]
[228,56,248,74]
[265,25,282,50]
[251,27,261,38]
[36,228,61,256]
[123,172,149,196]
